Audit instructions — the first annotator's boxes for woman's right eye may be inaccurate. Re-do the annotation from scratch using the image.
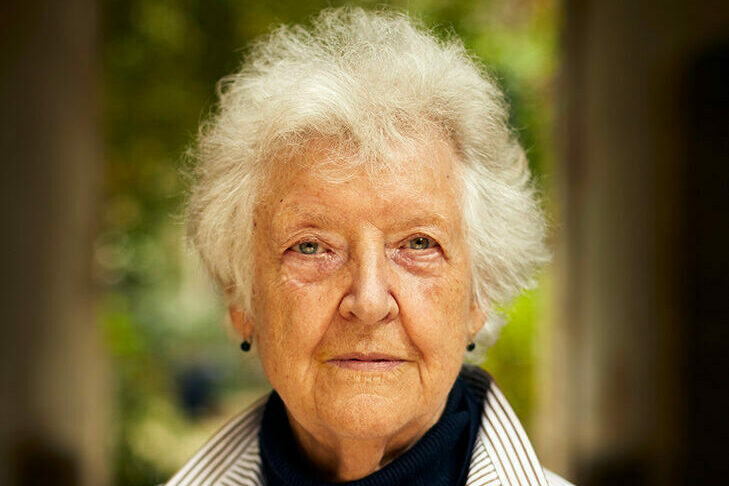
[295,241,319,255]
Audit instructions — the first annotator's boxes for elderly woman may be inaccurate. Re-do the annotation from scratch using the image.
[165,7,572,486]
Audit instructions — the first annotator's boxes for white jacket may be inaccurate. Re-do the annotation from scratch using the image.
[165,366,575,486]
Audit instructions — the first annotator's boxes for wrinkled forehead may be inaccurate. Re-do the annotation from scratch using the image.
[258,132,464,200]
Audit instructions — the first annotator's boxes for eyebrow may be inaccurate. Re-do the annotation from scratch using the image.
[273,203,338,228]
[272,202,453,240]
[269,203,337,243]
[388,213,452,233]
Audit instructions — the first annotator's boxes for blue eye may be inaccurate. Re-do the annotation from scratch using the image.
[408,237,431,250]
[297,242,319,255]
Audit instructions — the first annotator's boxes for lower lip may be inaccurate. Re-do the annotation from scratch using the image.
[328,360,404,371]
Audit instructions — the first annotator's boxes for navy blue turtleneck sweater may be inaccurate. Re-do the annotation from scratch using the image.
[259,375,483,486]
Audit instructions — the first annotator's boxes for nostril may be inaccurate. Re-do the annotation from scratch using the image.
[337,266,399,323]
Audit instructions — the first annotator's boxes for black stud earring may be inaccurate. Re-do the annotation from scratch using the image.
[240,340,251,352]
[466,342,475,352]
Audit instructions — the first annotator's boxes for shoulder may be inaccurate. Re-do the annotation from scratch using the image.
[464,365,579,486]
[163,395,267,486]
[545,468,577,486]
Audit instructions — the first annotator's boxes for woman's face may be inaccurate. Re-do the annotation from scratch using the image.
[242,137,485,449]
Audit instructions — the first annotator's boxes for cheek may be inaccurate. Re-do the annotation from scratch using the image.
[397,272,472,360]
[252,241,346,378]
[255,279,338,375]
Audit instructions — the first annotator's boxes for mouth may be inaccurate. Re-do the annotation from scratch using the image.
[327,353,406,371]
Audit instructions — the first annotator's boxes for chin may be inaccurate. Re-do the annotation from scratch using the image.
[317,392,419,440]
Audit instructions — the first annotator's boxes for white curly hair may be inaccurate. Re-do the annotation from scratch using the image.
[186,7,548,344]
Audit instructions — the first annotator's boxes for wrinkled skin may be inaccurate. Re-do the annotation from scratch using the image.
[230,137,485,481]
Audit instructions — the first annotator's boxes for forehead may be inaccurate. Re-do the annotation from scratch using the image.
[258,136,464,230]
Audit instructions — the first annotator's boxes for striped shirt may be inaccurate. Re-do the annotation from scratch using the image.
[164,367,575,486]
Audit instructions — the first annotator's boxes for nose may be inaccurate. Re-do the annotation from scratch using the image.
[338,243,399,324]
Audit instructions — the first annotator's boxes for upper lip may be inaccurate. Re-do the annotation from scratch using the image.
[329,352,404,361]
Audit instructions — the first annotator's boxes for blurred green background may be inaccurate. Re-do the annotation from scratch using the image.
[99,1,558,484]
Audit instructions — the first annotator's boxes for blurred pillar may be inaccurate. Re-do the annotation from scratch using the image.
[540,1,729,485]
[0,1,107,486]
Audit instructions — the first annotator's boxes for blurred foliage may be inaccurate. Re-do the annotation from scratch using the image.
[100,0,557,484]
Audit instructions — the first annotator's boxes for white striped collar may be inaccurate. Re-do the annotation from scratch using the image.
[165,367,557,486]
[165,396,266,486]
[460,366,550,486]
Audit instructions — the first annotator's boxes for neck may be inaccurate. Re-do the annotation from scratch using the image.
[287,400,448,482]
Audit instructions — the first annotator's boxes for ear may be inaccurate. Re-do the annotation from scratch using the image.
[467,300,487,342]
[228,307,254,340]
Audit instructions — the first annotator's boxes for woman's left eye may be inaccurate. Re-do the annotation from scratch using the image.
[296,241,320,255]
[408,236,434,250]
